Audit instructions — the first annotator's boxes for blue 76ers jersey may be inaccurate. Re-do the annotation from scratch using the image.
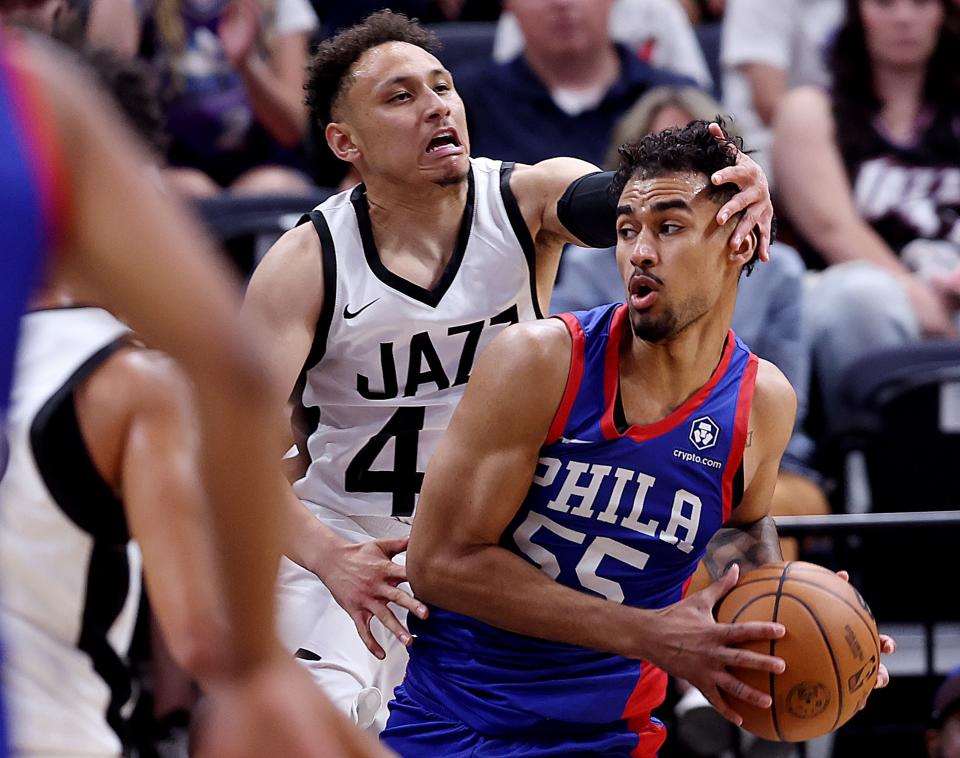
[401,303,758,752]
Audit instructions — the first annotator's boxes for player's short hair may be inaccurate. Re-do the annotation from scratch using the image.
[612,118,768,275]
[305,10,441,129]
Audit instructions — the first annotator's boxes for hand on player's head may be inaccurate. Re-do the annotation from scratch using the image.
[708,121,773,264]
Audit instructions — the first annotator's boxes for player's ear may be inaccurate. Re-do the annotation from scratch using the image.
[326,122,361,163]
[728,226,757,268]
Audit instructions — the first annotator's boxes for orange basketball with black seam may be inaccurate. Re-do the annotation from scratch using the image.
[715,561,881,742]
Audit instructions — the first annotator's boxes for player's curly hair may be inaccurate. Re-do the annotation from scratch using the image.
[305,10,441,128]
[611,118,768,275]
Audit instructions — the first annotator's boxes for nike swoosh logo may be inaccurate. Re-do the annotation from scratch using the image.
[559,436,591,444]
[343,298,380,320]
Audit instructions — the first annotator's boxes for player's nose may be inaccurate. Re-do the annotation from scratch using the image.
[629,230,659,268]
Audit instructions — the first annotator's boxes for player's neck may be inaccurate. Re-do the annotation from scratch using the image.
[522,43,620,93]
[366,175,466,239]
[618,308,733,426]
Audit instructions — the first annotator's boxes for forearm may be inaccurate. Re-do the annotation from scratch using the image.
[411,543,652,660]
[702,515,782,579]
[195,383,285,671]
[811,220,909,277]
[281,481,351,576]
[235,55,306,147]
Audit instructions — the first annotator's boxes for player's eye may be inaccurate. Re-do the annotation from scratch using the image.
[661,222,682,235]
[434,82,451,94]
[618,226,637,240]
[388,91,412,103]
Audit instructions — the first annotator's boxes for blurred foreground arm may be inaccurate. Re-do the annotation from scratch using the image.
[13,37,386,757]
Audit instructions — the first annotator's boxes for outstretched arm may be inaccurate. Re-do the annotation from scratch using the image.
[509,122,775,263]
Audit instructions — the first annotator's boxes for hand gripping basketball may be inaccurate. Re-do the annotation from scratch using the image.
[644,564,787,727]
[716,561,891,742]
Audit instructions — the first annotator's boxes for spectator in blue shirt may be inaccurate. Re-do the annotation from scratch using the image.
[454,0,694,166]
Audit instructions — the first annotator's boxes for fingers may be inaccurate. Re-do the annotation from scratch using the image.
[708,122,738,158]
[721,620,786,644]
[386,584,429,620]
[702,688,744,727]
[880,634,896,654]
[716,670,774,709]
[875,663,890,689]
[375,537,410,558]
[350,613,386,660]
[716,645,785,674]
[373,605,413,649]
[701,563,740,604]
[836,570,850,583]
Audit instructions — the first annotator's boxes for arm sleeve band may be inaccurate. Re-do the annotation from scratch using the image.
[556,170,618,248]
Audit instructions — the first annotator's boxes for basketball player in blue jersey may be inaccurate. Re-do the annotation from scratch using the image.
[0,19,381,758]
[245,11,775,731]
[382,121,891,756]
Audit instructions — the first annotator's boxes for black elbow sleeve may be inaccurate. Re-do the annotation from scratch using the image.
[556,170,619,249]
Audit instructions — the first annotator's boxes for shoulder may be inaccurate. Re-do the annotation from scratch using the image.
[247,222,323,297]
[750,358,797,450]
[473,318,573,391]
[81,346,191,417]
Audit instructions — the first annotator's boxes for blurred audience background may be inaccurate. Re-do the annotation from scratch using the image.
[2,0,958,755]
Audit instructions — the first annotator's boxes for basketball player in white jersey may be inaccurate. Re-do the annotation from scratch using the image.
[243,10,774,732]
[1,29,381,758]
[0,283,226,755]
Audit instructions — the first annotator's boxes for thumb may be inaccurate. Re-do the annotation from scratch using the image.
[704,563,740,604]
[375,536,410,558]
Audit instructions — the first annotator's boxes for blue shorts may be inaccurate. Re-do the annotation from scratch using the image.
[382,685,666,757]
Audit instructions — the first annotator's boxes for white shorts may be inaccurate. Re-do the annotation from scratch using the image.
[275,507,411,734]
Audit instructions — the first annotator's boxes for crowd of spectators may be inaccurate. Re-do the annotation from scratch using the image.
[5,0,958,755]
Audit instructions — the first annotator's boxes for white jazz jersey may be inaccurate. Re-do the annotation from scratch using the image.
[294,157,542,523]
[0,307,142,757]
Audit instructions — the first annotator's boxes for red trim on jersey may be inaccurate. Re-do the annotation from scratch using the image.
[627,715,667,758]
[681,571,695,599]
[623,664,668,757]
[544,313,586,444]
[721,353,759,523]
[1,36,71,253]
[602,317,738,443]
[622,663,668,718]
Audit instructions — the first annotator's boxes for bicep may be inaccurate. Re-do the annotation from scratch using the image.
[734,361,797,524]
[511,158,604,244]
[410,326,570,556]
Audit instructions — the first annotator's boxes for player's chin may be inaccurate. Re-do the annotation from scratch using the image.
[421,155,470,185]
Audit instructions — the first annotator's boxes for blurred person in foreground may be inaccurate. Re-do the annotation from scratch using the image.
[774,0,960,421]
[0,12,382,758]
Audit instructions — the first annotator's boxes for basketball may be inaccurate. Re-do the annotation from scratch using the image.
[715,561,881,743]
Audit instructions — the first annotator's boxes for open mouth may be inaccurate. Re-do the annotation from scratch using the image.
[629,274,661,310]
[425,129,462,155]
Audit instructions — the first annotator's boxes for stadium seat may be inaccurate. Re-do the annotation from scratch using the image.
[193,190,336,277]
[831,341,960,513]
[426,22,497,77]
